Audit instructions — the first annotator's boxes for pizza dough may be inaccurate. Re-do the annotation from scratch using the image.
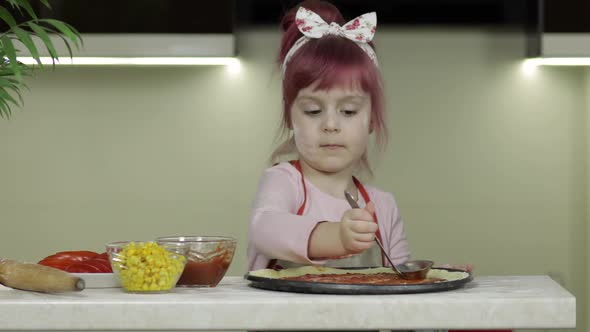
[249,265,469,282]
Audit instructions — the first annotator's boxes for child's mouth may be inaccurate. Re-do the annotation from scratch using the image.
[320,144,344,150]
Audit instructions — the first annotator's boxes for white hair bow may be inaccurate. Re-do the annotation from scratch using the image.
[282,7,379,74]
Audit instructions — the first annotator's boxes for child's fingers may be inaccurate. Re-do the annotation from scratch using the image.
[349,241,373,253]
[364,201,375,215]
[347,208,374,222]
[352,232,376,243]
[349,220,378,234]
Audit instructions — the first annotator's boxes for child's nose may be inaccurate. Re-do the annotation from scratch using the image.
[322,113,340,132]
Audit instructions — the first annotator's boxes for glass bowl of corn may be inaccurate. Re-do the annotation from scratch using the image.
[106,241,187,293]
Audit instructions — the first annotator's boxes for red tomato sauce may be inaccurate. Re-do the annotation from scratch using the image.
[177,256,231,287]
[283,273,445,285]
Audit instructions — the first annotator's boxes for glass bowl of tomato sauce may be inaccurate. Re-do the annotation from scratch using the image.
[156,236,236,288]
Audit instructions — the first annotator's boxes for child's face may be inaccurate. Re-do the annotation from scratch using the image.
[290,83,371,173]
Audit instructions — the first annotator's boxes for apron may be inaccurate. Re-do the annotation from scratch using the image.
[261,161,456,332]
[267,160,386,270]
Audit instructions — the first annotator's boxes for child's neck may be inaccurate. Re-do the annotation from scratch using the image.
[299,160,359,200]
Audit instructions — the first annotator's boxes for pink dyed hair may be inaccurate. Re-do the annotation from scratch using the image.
[270,0,388,174]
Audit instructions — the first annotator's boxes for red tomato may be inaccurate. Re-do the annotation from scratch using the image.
[65,261,102,273]
[38,259,73,271]
[38,250,114,273]
[85,259,112,273]
[41,251,99,262]
[62,265,87,273]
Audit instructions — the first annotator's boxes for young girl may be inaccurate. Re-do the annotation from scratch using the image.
[247,0,410,271]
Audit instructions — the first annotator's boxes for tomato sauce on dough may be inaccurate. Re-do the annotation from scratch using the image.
[282,272,445,285]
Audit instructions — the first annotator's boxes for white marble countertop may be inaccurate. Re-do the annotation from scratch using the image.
[0,275,575,330]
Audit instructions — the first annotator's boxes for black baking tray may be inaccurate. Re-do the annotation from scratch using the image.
[244,267,473,295]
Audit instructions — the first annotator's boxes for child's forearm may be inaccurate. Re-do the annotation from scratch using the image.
[308,221,348,259]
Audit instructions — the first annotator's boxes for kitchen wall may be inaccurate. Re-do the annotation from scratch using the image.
[584,67,590,330]
[0,27,587,332]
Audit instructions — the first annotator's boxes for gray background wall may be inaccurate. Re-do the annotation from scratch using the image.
[0,28,587,332]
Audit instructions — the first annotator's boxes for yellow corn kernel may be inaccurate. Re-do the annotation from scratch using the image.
[114,241,185,292]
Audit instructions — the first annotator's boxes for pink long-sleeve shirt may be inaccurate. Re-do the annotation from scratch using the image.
[248,162,410,271]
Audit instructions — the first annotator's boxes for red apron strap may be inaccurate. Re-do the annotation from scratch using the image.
[353,176,387,267]
[267,160,307,269]
[290,160,307,215]
[268,162,386,269]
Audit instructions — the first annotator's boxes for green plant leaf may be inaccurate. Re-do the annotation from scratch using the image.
[4,63,28,78]
[0,76,19,85]
[5,0,23,18]
[12,0,36,20]
[0,87,17,119]
[0,74,25,92]
[1,35,21,81]
[19,0,36,20]
[5,0,19,9]
[13,27,40,64]
[0,86,20,108]
[28,22,57,61]
[0,76,20,89]
[51,32,74,61]
[38,0,51,9]
[12,86,23,105]
[5,0,23,7]
[0,98,11,119]
[1,84,24,106]
[0,68,16,76]
[0,6,17,27]
[0,1,81,119]
[63,21,83,48]
[42,19,82,49]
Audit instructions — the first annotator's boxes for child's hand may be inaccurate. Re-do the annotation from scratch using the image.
[339,201,378,254]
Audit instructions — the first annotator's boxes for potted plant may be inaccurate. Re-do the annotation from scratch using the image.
[0,0,81,118]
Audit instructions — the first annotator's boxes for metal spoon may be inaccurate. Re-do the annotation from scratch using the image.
[343,191,409,279]
[344,191,433,280]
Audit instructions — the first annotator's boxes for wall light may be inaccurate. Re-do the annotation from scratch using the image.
[521,57,590,77]
[17,34,238,67]
[17,57,240,67]
[524,58,590,67]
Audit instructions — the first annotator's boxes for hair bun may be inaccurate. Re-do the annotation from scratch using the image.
[281,11,295,32]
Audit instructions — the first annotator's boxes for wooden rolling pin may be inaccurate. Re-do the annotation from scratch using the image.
[0,258,85,293]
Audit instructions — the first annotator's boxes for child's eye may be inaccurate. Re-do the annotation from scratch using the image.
[342,110,358,116]
[304,110,321,116]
